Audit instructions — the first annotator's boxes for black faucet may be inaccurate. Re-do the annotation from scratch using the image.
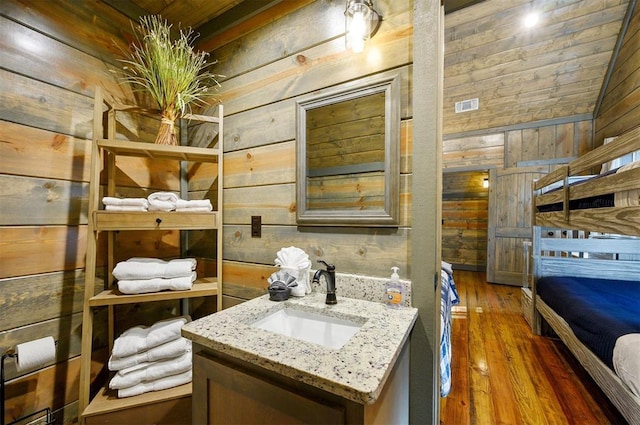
[312,260,337,305]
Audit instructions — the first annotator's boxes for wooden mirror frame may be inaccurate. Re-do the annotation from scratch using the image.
[296,73,401,226]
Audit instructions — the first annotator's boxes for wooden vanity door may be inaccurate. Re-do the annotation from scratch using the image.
[193,352,346,424]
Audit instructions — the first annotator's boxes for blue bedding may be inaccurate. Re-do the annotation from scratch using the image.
[537,276,640,369]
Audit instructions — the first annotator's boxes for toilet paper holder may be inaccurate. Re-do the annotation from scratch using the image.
[1,341,57,425]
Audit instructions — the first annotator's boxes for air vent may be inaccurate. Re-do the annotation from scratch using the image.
[455,98,479,113]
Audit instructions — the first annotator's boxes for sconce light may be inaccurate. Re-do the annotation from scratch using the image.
[345,0,381,53]
[483,178,489,189]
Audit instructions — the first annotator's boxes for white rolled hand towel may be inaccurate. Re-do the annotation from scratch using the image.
[109,350,192,390]
[148,192,179,211]
[113,258,197,280]
[176,199,212,210]
[111,316,190,358]
[117,369,192,398]
[108,338,191,371]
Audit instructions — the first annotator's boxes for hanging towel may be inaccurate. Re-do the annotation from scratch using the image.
[113,258,197,280]
[117,369,192,398]
[102,197,149,208]
[109,350,192,390]
[117,272,196,294]
[111,316,190,358]
[108,337,191,371]
[148,192,179,211]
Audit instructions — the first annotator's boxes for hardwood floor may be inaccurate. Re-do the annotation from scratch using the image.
[440,271,629,425]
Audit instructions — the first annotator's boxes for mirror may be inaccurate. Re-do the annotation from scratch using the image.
[296,73,400,226]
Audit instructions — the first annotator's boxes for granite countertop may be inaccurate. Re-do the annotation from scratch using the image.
[181,292,418,404]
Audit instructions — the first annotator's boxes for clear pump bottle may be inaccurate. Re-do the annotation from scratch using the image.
[385,266,404,308]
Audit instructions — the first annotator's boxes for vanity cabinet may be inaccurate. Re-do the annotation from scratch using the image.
[78,87,223,424]
[192,341,410,425]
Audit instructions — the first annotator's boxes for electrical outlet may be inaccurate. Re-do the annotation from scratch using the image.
[251,215,261,238]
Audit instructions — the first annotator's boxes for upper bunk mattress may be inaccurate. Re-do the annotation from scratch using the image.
[537,276,640,369]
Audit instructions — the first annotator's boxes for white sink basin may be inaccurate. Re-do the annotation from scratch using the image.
[251,308,362,349]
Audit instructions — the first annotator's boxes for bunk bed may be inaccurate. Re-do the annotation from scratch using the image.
[531,125,640,425]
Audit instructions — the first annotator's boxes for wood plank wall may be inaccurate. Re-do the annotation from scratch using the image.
[595,1,640,142]
[0,1,208,423]
[209,0,414,302]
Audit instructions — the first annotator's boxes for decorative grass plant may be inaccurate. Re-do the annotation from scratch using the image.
[119,15,220,145]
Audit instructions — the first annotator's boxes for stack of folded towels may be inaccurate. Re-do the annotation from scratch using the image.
[101,192,212,212]
[113,257,197,294]
[108,316,192,398]
[102,197,149,212]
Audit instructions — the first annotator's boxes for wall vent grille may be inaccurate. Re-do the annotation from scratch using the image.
[455,98,479,113]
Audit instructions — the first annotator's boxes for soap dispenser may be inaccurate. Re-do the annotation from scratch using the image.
[385,266,404,308]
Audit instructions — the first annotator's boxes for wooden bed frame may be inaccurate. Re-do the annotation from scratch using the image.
[530,125,640,425]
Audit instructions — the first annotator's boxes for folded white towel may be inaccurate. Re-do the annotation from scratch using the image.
[109,350,192,390]
[148,192,179,211]
[109,337,191,371]
[175,207,213,212]
[105,205,148,212]
[176,199,212,210]
[117,272,196,294]
[117,369,192,398]
[112,316,190,358]
[102,197,149,208]
[113,258,197,280]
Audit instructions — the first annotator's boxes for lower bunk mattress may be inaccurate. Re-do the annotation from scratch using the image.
[537,276,640,396]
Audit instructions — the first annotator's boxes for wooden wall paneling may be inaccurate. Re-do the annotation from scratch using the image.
[0,270,97,331]
[595,4,640,140]
[112,230,181,263]
[221,260,275,300]
[0,0,133,66]
[113,156,181,192]
[0,175,88,226]
[0,121,91,181]
[0,226,88,279]
[223,224,410,277]
[224,184,297,225]
[223,140,296,189]
[443,133,505,169]
[0,312,108,381]
[222,101,295,152]
[0,16,129,100]
[3,349,108,425]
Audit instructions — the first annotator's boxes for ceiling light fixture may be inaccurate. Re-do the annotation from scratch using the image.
[523,12,539,28]
[345,0,381,53]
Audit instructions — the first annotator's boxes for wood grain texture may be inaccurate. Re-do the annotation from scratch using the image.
[440,271,627,425]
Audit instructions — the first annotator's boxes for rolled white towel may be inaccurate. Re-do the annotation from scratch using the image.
[117,369,192,398]
[148,192,179,211]
[109,337,191,371]
[176,199,212,210]
[113,258,197,280]
[105,205,149,212]
[112,316,190,358]
[117,272,196,294]
[102,197,149,208]
[109,350,192,390]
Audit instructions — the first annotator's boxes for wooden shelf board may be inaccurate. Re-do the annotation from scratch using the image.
[82,382,192,418]
[97,139,221,162]
[94,211,218,230]
[88,278,218,307]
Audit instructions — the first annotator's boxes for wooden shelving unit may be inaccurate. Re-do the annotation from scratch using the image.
[78,87,223,423]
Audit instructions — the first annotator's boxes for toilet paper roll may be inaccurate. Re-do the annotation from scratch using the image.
[15,336,56,372]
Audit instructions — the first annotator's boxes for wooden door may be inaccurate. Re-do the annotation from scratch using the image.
[486,167,548,285]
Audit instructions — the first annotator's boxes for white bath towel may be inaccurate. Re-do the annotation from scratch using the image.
[109,337,191,371]
[112,258,197,280]
[117,272,196,294]
[112,316,190,358]
[102,197,149,208]
[148,192,179,211]
[176,199,212,210]
[109,350,192,390]
[105,205,148,212]
[175,206,213,212]
[117,369,192,398]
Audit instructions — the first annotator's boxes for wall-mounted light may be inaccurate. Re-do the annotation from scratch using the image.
[483,178,489,189]
[345,0,381,53]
